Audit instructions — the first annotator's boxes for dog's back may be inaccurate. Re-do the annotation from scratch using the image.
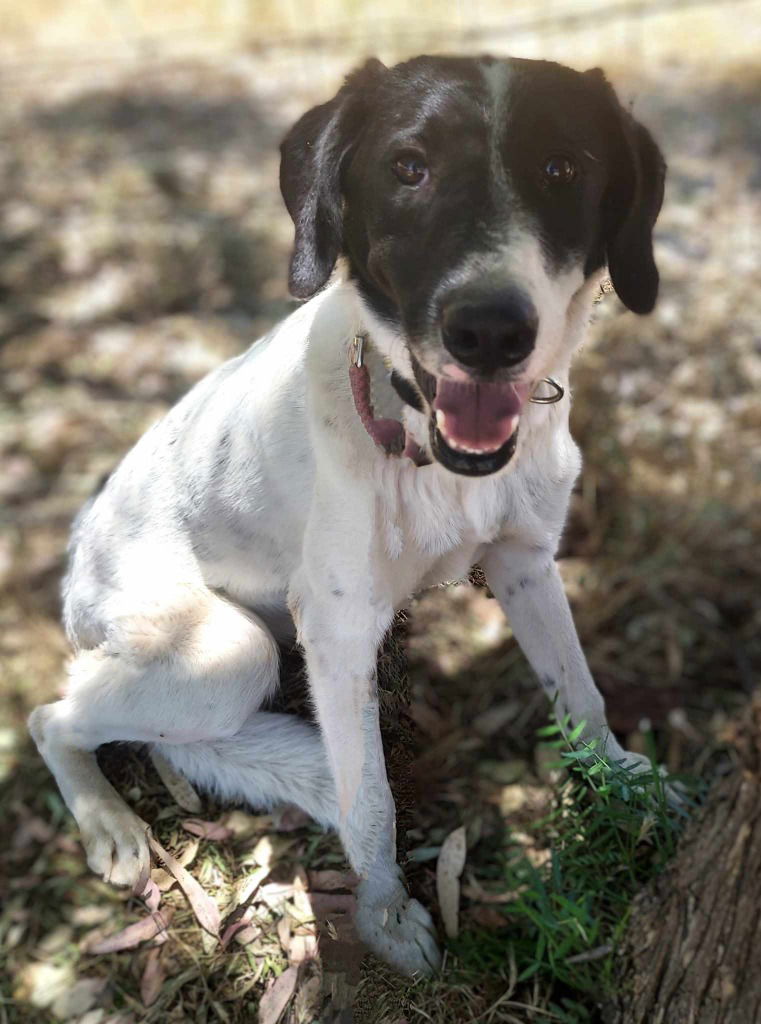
[62,297,325,649]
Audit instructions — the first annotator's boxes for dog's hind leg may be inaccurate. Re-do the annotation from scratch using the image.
[28,590,335,888]
[153,712,338,830]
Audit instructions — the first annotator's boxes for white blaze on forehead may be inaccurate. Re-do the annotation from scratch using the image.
[479,59,513,183]
[479,59,512,129]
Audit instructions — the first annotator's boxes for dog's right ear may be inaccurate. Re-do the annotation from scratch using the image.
[280,59,386,299]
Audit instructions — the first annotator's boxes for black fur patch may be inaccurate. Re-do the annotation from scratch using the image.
[390,370,424,413]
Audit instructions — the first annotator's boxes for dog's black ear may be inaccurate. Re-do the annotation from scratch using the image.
[586,68,666,315]
[280,58,386,299]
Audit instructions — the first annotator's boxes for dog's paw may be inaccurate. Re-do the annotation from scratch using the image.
[80,805,151,890]
[355,879,441,977]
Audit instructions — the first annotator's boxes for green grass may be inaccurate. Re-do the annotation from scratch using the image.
[471,721,690,1013]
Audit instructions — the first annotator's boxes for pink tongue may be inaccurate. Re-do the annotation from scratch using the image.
[433,378,527,450]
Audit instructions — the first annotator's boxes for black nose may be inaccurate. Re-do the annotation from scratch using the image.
[441,290,538,373]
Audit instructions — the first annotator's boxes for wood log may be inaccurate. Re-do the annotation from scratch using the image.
[615,694,761,1024]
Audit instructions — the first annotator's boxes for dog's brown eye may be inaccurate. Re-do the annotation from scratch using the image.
[543,154,577,185]
[392,153,428,186]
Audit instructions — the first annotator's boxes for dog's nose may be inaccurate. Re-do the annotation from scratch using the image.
[441,290,538,373]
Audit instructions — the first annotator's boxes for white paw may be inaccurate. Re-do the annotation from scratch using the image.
[355,879,441,976]
[80,805,151,890]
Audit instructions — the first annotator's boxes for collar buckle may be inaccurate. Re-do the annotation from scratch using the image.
[349,334,366,369]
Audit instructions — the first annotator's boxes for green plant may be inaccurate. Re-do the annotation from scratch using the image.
[497,719,691,999]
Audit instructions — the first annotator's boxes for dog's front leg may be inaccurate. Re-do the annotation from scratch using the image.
[482,539,650,771]
[298,591,441,976]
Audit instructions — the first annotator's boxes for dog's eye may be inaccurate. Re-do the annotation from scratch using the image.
[392,153,428,186]
[542,154,577,185]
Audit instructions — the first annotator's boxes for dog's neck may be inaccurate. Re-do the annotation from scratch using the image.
[348,334,431,466]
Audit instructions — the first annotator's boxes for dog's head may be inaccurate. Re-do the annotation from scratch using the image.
[280,56,666,476]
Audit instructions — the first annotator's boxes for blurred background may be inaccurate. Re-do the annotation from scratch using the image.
[1,1,760,1021]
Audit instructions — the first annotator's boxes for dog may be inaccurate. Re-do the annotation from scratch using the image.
[29,54,666,976]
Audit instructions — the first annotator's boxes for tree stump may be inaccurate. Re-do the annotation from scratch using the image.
[616,694,761,1024]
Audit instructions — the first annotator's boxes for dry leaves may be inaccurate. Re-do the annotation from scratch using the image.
[149,751,202,813]
[140,948,166,1007]
[151,838,200,892]
[258,965,299,1024]
[436,825,467,939]
[308,870,358,892]
[83,908,175,954]
[148,837,220,937]
[181,818,234,841]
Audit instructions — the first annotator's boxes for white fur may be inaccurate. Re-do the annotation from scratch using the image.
[29,267,646,978]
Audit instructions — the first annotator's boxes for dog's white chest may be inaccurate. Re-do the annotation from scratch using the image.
[373,457,512,600]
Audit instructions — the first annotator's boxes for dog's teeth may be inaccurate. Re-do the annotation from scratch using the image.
[447,438,500,455]
[436,409,516,456]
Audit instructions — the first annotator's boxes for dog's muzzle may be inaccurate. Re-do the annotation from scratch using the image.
[349,335,563,476]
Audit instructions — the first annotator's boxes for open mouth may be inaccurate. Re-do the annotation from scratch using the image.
[412,358,529,477]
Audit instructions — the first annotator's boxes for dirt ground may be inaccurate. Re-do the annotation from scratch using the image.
[1,42,759,1024]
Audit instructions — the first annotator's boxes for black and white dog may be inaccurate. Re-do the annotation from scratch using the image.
[29,55,665,975]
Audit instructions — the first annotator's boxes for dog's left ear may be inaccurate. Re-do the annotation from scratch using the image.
[280,58,386,299]
[585,68,666,315]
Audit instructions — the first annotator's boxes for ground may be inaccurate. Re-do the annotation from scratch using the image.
[1,43,759,1024]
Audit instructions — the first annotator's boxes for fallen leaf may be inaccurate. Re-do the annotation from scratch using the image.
[231,865,270,905]
[150,751,202,813]
[68,906,112,927]
[220,906,257,949]
[465,905,506,930]
[148,837,220,937]
[51,977,108,1019]
[406,845,442,863]
[308,870,359,892]
[14,962,74,1009]
[239,834,296,870]
[138,877,161,913]
[471,701,521,737]
[288,925,318,964]
[307,893,355,915]
[290,870,314,921]
[151,838,200,891]
[565,943,613,964]
[477,759,527,784]
[258,965,298,1024]
[140,947,166,1007]
[223,810,272,838]
[436,825,467,939]
[181,818,233,841]
[461,875,522,904]
[274,806,311,831]
[12,815,55,849]
[233,924,262,947]
[257,881,296,911]
[277,915,292,953]
[83,908,174,954]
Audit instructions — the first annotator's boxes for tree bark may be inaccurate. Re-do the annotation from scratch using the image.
[616,694,761,1024]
